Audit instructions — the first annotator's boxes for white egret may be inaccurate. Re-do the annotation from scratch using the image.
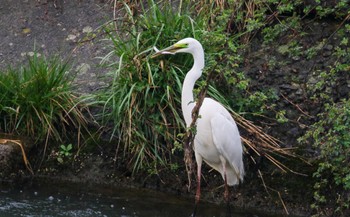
[153,38,244,216]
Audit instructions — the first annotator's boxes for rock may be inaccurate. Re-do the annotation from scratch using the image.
[0,138,34,178]
[20,52,41,57]
[76,63,91,75]
[279,84,298,90]
[82,26,93,34]
[66,34,77,41]
[323,51,332,57]
[337,85,349,98]
[324,44,333,50]
[0,140,23,177]
[307,76,318,85]
[296,88,303,95]
[292,55,301,61]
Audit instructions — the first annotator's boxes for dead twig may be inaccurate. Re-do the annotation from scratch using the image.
[281,93,312,118]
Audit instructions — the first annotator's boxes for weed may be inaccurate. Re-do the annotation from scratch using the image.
[57,143,73,164]
[300,100,350,216]
[0,54,88,152]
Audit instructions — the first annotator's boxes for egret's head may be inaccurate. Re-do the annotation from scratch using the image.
[152,38,201,58]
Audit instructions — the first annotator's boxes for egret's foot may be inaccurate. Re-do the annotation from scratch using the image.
[226,202,232,217]
[190,203,198,217]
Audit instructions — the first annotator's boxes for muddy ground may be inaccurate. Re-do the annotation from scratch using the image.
[0,0,110,93]
[2,1,348,216]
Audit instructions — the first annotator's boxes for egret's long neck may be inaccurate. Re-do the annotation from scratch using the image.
[181,48,205,127]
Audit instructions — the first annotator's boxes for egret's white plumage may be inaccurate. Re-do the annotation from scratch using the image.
[153,38,244,213]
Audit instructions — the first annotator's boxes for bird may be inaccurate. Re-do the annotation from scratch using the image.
[152,38,244,216]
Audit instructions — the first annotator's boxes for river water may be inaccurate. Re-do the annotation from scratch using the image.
[0,180,282,217]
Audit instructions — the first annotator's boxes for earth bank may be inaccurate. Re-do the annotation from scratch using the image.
[1,1,349,216]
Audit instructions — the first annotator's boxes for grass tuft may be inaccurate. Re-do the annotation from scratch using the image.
[94,0,198,172]
[0,54,88,152]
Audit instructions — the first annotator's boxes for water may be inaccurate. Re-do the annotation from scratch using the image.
[0,180,279,217]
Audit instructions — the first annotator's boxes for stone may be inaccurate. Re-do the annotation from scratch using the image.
[280,84,298,90]
[323,51,332,57]
[324,44,333,50]
[308,77,318,85]
[76,63,91,74]
[66,34,77,41]
[82,26,93,33]
[0,140,22,176]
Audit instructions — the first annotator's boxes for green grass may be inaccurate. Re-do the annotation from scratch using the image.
[0,54,88,147]
[300,99,350,216]
[93,0,202,172]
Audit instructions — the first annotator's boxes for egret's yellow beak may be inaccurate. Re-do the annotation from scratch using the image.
[151,43,188,58]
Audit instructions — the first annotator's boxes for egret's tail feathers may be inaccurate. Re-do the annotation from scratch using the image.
[226,162,244,186]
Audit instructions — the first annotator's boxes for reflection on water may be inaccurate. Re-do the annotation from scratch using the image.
[0,180,279,217]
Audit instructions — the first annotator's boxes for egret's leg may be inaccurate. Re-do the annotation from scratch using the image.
[192,155,202,217]
[224,172,232,217]
[220,156,232,217]
[195,161,202,205]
